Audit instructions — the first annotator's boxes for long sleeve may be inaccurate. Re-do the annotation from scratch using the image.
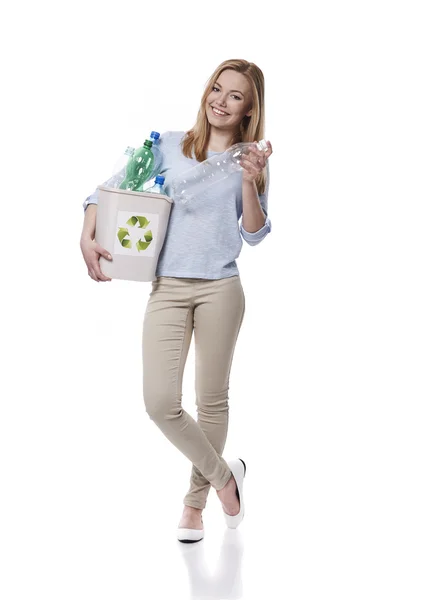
[239,160,272,246]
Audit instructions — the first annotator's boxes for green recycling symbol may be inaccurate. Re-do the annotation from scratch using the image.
[117,215,153,252]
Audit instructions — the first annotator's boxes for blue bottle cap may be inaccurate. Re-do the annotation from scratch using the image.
[150,131,160,140]
[155,175,165,184]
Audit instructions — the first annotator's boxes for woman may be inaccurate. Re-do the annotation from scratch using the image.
[80,58,273,543]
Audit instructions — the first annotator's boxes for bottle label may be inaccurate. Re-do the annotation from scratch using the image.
[113,210,159,257]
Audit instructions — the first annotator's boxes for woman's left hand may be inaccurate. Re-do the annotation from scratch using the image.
[241,140,273,183]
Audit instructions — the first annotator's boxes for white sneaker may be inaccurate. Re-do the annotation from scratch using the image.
[223,458,246,529]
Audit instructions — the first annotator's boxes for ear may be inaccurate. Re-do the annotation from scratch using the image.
[245,108,253,117]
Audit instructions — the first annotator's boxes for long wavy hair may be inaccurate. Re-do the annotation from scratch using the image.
[181,59,267,196]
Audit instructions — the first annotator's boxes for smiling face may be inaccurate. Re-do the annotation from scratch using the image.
[205,69,253,132]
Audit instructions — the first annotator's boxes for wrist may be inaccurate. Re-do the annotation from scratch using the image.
[80,232,94,244]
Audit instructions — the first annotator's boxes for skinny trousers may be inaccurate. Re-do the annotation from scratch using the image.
[142,275,245,509]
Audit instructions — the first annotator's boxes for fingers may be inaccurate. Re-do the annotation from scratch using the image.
[95,245,113,261]
[241,159,260,181]
[82,239,113,282]
[91,257,112,282]
[241,157,260,178]
[260,140,273,158]
[242,141,271,177]
[248,149,262,167]
[92,245,112,282]
[251,141,273,162]
[87,253,112,282]
[88,267,99,282]
[244,152,263,172]
[88,266,112,282]
[247,145,270,169]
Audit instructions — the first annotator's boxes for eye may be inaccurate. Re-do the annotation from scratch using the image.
[212,86,242,100]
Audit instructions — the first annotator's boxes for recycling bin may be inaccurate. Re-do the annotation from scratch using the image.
[95,185,173,282]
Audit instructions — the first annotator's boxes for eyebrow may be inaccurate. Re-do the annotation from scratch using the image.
[214,82,245,97]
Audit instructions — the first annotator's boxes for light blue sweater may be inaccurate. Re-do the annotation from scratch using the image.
[83,131,272,279]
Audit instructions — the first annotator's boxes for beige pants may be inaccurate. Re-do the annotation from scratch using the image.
[142,275,245,509]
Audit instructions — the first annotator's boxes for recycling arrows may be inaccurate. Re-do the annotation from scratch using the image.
[117,215,153,252]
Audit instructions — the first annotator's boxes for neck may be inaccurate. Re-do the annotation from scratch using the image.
[207,126,239,152]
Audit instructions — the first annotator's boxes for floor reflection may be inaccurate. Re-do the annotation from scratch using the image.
[177,528,244,599]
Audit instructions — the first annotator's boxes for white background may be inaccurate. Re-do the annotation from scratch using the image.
[1,1,437,598]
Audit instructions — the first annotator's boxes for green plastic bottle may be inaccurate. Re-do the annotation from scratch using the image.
[119,139,155,191]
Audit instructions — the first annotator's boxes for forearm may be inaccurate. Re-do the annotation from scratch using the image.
[81,204,97,241]
[241,179,266,233]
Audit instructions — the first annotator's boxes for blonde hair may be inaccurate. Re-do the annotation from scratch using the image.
[181,59,267,196]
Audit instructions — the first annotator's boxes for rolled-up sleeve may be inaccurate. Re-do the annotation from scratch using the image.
[240,161,272,246]
[83,188,99,212]
[240,215,272,245]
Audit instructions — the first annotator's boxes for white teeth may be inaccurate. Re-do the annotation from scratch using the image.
[213,107,227,116]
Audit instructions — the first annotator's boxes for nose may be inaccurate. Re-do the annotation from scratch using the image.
[217,92,227,107]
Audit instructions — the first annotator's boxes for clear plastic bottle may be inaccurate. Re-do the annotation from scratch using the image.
[113,146,136,175]
[172,139,269,204]
[101,146,136,189]
[143,175,166,194]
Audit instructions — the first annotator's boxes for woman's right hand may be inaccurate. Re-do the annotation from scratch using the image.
[80,237,113,282]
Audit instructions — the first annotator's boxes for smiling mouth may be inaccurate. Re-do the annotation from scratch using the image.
[211,107,229,117]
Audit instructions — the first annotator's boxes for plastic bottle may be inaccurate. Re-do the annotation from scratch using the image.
[113,146,136,175]
[172,139,269,204]
[143,175,166,194]
[140,131,165,191]
[120,139,155,191]
[148,131,163,179]
[83,132,163,210]
[101,146,136,189]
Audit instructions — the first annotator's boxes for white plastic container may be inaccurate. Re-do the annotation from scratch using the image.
[95,185,173,282]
